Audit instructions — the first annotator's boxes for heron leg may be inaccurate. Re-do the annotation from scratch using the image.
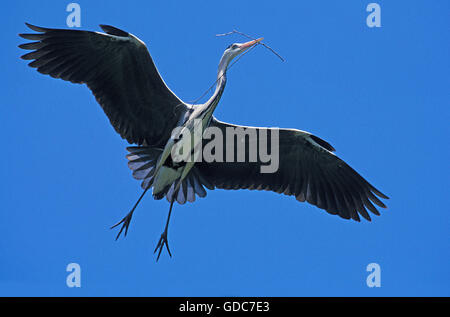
[154,197,176,261]
[111,188,149,240]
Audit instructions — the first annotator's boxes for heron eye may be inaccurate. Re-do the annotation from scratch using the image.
[231,44,238,49]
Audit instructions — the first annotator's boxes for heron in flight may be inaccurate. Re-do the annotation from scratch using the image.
[19,24,388,261]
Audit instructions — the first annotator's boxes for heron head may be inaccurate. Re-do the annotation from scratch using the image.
[218,37,263,75]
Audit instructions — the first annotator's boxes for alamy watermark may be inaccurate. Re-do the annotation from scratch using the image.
[366,262,381,287]
[170,119,280,173]
[66,3,81,27]
[66,262,81,288]
[366,3,381,28]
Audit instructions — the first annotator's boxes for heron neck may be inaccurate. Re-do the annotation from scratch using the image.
[202,71,227,118]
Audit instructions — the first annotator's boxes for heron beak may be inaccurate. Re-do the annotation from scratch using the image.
[240,37,264,50]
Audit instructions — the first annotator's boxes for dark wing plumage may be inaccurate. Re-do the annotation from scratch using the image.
[196,118,389,221]
[19,23,189,146]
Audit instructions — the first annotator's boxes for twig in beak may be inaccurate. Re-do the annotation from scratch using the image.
[216,29,285,62]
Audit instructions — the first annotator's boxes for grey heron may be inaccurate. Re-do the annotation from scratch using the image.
[19,24,389,261]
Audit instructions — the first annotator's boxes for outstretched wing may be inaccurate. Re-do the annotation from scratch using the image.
[19,23,190,146]
[196,118,389,221]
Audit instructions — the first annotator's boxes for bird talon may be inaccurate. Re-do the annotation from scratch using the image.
[111,213,133,240]
[154,231,171,261]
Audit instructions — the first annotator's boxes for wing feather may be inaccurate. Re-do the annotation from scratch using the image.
[19,23,190,146]
[195,118,389,221]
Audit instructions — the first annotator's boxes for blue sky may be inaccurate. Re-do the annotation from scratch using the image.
[1,1,448,296]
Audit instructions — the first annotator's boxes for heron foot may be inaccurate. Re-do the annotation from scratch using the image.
[110,212,133,240]
[154,230,172,261]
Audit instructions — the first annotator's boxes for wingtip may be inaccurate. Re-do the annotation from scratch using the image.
[24,23,48,32]
[360,213,372,222]
[373,187,390,200]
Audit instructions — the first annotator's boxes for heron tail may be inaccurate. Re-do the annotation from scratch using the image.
[126,146,212,204]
